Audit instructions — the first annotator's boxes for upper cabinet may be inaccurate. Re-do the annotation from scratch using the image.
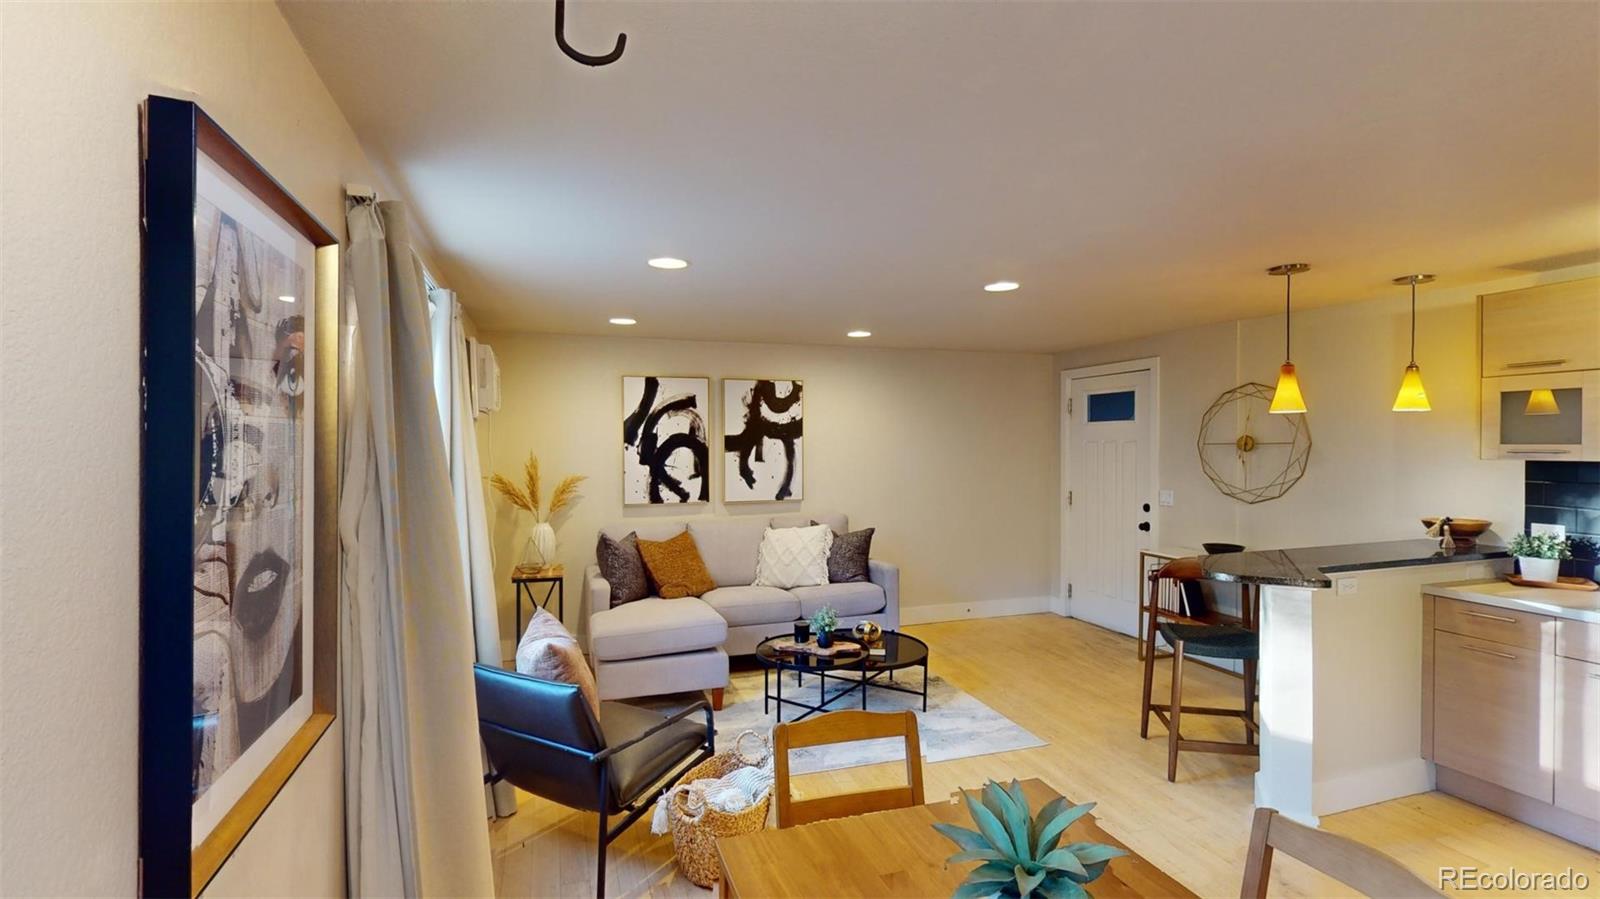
[1480,277,1600,461]
[1481,278,1600,376]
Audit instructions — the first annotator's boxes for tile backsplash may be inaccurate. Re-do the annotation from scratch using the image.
[1525,461,1600,580]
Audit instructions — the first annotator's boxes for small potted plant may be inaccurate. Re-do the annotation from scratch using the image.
[1508,532,1571,584]
[809,606,839,649]
[934,779,1125,898]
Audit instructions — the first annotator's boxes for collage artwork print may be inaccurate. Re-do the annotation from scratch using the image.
[190,166,311,835]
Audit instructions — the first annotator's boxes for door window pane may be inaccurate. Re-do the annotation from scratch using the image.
[1088,390,1136,422]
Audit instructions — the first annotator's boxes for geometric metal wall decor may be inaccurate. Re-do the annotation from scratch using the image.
[1197,382,1312,504]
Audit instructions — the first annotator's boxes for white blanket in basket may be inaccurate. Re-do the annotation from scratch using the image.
[650,760,774,834]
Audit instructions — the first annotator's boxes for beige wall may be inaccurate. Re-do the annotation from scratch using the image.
[476,332,1058,648]
[1,4,409,894]
[1056,263,1600,555]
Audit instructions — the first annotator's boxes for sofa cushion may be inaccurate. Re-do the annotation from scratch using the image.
[515,608,600,716]
[754,525,833,589]
[701,585,801,627]
[826,527,875,584]
[596,532,650,606]
[688,518,768,587]
[772,511,847,534]
[637,531,716,598]
[790,582,887,619]
[589,597,727,662]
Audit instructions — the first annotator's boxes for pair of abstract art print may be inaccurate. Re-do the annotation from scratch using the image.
[622,376,803,505]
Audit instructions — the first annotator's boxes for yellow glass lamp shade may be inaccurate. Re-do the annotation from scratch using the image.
[1526,388,1561,416]
[1392,363,1431,412]
[1269,363,1307,414]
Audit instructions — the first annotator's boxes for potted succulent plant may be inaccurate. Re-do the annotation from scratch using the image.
[809,605,839,649]
[934,779,1125,899]
[1508,532,1571,584]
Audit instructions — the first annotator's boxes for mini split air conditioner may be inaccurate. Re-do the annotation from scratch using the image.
[468,338,501,417]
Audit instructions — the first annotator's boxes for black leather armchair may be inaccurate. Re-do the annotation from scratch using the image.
[475,664,715,898]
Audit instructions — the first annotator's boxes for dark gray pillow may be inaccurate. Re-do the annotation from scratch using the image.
[827,527,874,583]
[596,531,650,606]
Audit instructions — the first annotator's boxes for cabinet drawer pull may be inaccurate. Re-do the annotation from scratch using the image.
[1461,645,1517,661]
[1461,610,1518,624]
[1504,359,1568,369]
[1505,450,1573,455]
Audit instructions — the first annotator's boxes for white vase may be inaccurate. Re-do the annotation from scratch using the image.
[524,521,558,570]
[1518,556,1559,583]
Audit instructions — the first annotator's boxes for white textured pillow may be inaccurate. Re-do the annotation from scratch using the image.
[753,525,834,589]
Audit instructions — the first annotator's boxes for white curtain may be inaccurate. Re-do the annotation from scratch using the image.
[340,196,496,897]
[432,287,518,818]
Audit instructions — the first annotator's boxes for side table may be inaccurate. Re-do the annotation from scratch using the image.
[512,564,565,635]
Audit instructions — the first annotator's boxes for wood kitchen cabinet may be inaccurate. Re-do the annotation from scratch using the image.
[1481,278,1600,376]
[1555,655,1600,820]
[1432,630,1553,802]
[1423,594,1598,850]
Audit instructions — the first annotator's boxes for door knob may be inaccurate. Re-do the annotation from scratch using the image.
[1138,521,1151,532]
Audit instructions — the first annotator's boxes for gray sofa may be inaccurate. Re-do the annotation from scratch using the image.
[584,512,899,706]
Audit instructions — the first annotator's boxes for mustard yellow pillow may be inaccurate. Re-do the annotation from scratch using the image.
[637,530,716,598]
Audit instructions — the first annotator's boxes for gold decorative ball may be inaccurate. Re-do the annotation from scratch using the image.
[851,620,883,645]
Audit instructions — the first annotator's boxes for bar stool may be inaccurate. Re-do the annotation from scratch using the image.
[1139,567,1259,782]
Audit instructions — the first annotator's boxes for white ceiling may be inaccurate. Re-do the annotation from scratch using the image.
[283,1,1599,353]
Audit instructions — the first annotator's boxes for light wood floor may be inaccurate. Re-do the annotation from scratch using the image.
[490,615,1599,897]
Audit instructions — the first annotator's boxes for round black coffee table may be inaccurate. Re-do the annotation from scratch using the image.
[754,630,930,721]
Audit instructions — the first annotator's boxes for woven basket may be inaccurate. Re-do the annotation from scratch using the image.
[666,731,773,888]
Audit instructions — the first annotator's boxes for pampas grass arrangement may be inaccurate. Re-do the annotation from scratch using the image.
[490,453,586,525]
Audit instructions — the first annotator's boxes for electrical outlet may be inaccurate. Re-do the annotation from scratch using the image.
[1159,489,1174,507]
[1530,523,1567,539]
[1335,577,1358,596]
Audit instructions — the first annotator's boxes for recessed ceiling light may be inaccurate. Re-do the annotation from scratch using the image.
[847,330,872,339]
[983,281,1020,293]
[609,317,637,326]
[278,295,296,303]
[647,257,689,270]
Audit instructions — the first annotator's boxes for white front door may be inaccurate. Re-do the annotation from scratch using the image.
[1064,368,1154,635]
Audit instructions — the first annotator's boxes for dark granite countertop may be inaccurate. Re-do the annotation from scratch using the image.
[1199,539,1509,589]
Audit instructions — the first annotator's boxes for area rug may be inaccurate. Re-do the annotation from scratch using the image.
[631,667,1044,776]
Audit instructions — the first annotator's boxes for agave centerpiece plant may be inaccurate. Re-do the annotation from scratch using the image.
[489,453,586,569]
[934,779,1125,899]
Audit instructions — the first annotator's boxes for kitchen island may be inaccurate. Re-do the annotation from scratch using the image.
[1200,539,1510,825]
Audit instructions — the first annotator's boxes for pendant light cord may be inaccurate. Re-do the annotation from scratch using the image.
[1409,280,1418,365]
[1283,271,1292,363]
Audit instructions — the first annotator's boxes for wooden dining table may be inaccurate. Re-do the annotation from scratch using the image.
[716,778,1197,898]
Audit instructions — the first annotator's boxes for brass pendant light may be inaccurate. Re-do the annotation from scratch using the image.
[1267,264,1310,414]
[1391,274,1434,412]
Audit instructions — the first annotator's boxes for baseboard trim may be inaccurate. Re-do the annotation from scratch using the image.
[901,596,1063,626]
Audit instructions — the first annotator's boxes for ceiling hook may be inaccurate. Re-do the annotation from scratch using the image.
[555,0,626,67]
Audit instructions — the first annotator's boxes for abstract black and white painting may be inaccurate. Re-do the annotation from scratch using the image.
[723,379,804,502]
[189,152,314,846]
[622,376,711,505]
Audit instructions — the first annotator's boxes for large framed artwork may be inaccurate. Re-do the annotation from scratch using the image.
[140,96,339,897]
[622,376,711,505]
[723,378,804,502]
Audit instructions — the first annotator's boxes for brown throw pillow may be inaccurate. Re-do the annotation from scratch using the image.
[596,531,650,607]
[826,526,874,583]
[637,530,716,598]
[515,608,601,717]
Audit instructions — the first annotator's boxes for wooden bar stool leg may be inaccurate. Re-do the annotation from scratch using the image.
[1167,639,1185,783]
[1140,605,1161,739]
[1243,658,1258,747]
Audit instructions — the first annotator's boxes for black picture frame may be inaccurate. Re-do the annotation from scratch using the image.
[139,96,340,898]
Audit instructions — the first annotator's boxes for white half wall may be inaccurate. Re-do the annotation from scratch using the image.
[475,331,1059,646]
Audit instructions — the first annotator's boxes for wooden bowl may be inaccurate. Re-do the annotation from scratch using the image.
[1420,517,1492,539]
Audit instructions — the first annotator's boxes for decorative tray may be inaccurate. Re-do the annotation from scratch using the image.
[768,638,865,657]
[1504,574,1599,592]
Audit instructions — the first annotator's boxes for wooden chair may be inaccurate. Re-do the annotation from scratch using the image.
[773,710,924,828]
[1240,807,1443,898]
[1140,573,1260,781]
